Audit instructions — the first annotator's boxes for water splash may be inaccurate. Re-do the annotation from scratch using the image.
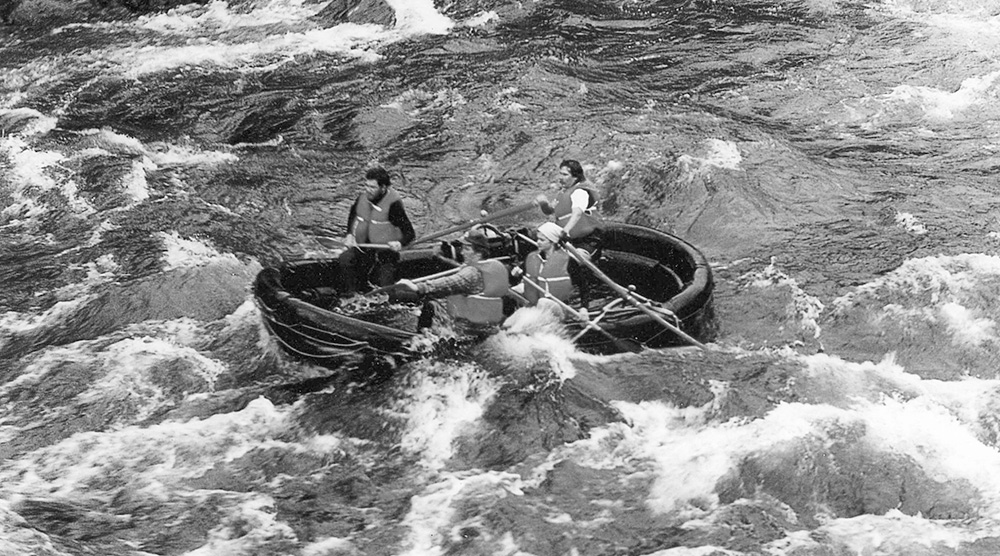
[160,231,243,271]
[394,360,501,472]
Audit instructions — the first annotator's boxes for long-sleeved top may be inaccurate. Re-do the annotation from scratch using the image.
[345,193,416,245]
[415,265,483,298]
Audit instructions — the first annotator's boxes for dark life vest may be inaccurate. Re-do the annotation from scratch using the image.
[552,185,603,238]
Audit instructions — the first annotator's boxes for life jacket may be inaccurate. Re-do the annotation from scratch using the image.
[552,184,603,238]
[445,259,509,325]
[524,250,573,305]
[352,188,404,244]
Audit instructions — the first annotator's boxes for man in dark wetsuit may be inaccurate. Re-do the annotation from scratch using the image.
[338,166,415,294]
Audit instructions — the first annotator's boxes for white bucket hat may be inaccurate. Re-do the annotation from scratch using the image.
[536,222,563,243]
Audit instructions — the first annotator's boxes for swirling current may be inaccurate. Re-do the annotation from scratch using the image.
[4,0,1000,554]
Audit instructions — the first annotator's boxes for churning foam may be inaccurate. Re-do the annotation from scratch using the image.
[138,0,326,33]
[159,231,242,271]
[394,360,500,472]
[0,135,94,225]
[100,0,454,77]
[832,252,1000,347]
[882,71,1000,121]
[386,0,454,34]
[399,470,525,556]
[741,257,825,339]
[678,139,743,178]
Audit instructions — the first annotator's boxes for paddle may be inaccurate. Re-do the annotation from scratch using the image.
[408,201,536,247]
[520,275,643,353]
[570,297,624,342]
[315,236,393,251]
[561,241,706,349]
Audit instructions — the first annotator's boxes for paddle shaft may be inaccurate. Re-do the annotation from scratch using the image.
[409,202,536,247]
[562,241,706,349]
[570,297,624,342]
[520,275,641,353]
[349,243,393,250]
[316,236,394,250]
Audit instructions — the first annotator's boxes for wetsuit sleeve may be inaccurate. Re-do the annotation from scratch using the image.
[388,200,416,246]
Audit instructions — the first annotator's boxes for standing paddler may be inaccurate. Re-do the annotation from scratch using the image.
[338,166,416,295]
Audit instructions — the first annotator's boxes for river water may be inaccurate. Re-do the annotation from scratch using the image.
[4,0,1000,554]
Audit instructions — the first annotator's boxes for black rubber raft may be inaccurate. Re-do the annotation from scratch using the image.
[253,223,717,367]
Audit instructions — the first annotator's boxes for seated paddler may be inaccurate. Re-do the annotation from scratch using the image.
[535,159,605,307]
[395,225,515,328]
[523,222,575,306]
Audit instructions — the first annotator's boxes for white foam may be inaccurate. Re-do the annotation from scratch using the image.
[676,139,744,186]
[50,254,120,298]
[462,11,498,27]
[833,253,1000,306]
[394,361,500,472]
[883,71,1000,121]
[894,211,927,234]
[940,301,997,346]
[644,547,741,556]
[0,108,58,136]
[813,509,999,554]
[147,143,238,167]
[139,0,326,33]
[0,500,70,556]
[0,397,292,497]
[80,336,227,406]
[831,253,1000,347]
[91,0,455,77]
[740,258,825,339]
[386,0,454,35]
[82,127,148,156]
[0,296,97,338]
[513,348,1000,524]
[302,536,355,556]
[679,138,743,173]
[0,135,95,224]
[159,231,241,271]
[399,470,524,556]
[183,493,297,555]
[123,158,152,203]
[115,24,385,78]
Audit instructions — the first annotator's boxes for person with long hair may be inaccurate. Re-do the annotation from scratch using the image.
[536,159,604,306]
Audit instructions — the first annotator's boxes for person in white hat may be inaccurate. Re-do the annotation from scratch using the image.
[395,226,513,327]
[522,222,574,307]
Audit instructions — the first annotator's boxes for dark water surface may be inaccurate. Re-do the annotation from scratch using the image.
[4,0,1000,554]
